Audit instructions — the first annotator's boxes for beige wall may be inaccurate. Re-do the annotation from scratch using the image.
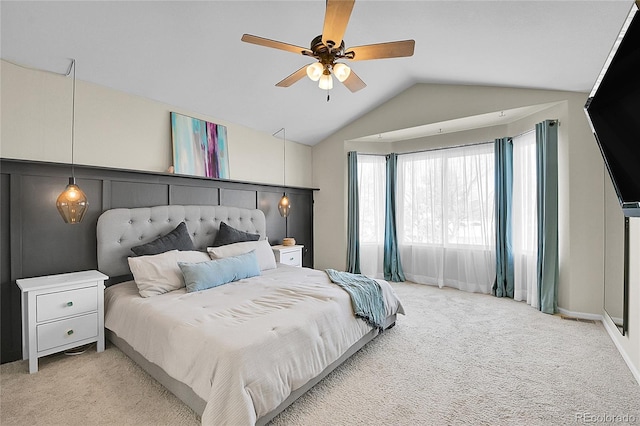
[312,83,605,316]
[0,60,312,188]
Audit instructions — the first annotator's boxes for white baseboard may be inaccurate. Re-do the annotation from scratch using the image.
[557,307,603,322]
[557,307,639,385]
[601,314,640,386]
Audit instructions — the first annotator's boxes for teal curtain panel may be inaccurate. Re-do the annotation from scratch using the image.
[383,153,405,282]
[347,151,361,274]
[493,137,514,298]
[536,120,559,314]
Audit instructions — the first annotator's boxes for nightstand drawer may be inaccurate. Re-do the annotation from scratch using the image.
[280,250,302,266]
[37,286,97,322]
[37,313,98,352]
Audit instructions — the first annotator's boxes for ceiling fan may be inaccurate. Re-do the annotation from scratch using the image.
[241,0,415,94]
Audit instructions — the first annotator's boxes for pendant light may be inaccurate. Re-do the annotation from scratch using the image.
[273,128,291,218]
[56,59,88,224]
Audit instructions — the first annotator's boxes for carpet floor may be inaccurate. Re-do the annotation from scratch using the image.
[1,281,639,425]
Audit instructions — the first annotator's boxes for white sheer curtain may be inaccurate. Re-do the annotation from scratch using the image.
[357,155,386,279]
[397,144,496,293]
[512,130,538,307]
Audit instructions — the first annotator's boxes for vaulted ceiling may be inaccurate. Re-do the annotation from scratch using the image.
[1,1,634,145]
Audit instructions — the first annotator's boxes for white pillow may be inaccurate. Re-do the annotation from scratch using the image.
[128,250,210,297]
[207,240,277,271]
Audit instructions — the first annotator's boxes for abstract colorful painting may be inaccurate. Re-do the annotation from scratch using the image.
[171,112,229,179]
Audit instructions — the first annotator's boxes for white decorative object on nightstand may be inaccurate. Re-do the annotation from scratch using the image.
[271,244,303,267]
[16,270,108,373]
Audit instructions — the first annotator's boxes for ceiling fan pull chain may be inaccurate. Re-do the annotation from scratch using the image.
[327,90,330,102]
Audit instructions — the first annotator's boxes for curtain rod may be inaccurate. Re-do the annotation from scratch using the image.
[511,128,535,140]
[356,140,493,157]
[355,120,557,157]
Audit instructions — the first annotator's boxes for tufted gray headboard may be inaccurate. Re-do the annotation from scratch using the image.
[97,205,266,281]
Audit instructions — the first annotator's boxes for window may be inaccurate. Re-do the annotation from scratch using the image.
[355,135,537,295]
[512,130,538,306]
[357,155,386,244]
[397,144,494,248]
[357,155,386,278]
[396,143,495,292]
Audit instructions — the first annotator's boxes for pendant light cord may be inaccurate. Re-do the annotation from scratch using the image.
[272,127,286,186]
[71,59,76,178]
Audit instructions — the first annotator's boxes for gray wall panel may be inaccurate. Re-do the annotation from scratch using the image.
[1,174,10,284]
[170,185,219,205]
[111,181,169,208]
[0,173,21,363]
[287,192,314,268]
[20,175,102,278]
[220,188,257,209]
[259,191,286,244]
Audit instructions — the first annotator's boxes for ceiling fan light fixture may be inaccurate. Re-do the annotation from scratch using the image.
[319,72,333,90]
[333,63,351,82]
[242,0,415,94]
[306,62,323,81]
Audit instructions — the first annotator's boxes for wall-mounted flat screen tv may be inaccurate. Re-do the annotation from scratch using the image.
[585,3,640,217]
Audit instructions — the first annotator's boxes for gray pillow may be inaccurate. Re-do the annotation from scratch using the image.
[131,222,195,256]
[211,221,260,247]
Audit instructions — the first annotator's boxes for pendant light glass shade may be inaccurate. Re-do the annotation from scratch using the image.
[306,62,323,81]
[56,177,88,224]
[319,72,333,90]
[333,63,351,82]
[278,193,291,218]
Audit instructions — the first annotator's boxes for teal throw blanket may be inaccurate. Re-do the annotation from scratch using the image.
[325,269,386,331]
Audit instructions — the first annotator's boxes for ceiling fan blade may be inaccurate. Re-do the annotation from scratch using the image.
[241,34,312,56]
[347,40,415,61]
[322,0,355,49]
[275,65,310,88]
[342,69,366,92]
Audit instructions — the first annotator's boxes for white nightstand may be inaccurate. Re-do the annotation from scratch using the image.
[272,244,304,267]
[16,270,108,373]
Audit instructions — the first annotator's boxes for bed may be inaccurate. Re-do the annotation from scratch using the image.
[97,205,404,425]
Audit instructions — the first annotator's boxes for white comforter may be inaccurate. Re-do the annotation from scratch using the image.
[104,265,404,425]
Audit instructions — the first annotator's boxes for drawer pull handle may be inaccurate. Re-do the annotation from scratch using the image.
[289,257,294,261]
[66,301,74,307]
[67,329,74,336]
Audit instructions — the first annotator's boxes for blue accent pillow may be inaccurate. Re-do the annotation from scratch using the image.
[211,221,260,247]
[131,222,195,256]
[179,250,261,293]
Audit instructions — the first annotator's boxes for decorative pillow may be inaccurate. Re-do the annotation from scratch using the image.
[128,250,210,297]
[179,250,261,293]
[207,240,276,271]
[211,221,260,247]
[131,222,195,256]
